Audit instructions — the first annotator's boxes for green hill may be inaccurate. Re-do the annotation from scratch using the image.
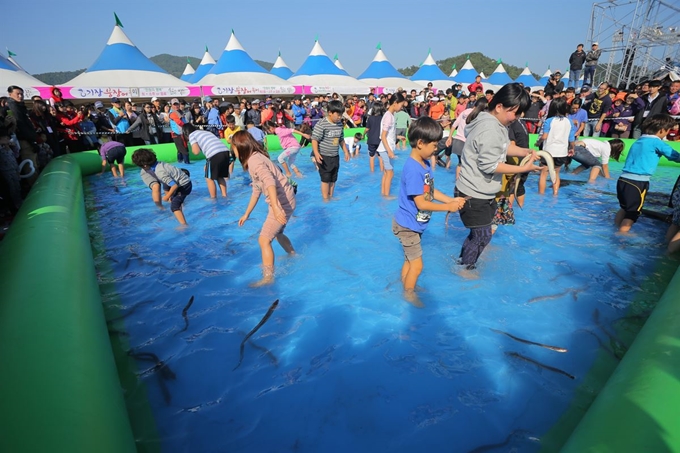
[32,54,275,85]
[399,52,541,80]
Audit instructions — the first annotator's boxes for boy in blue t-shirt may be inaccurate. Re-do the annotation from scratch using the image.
[393,117,466,307]
[615,113,680,233]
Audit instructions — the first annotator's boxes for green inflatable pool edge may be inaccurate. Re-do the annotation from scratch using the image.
[1,131,679,452]
[0,156,137,453]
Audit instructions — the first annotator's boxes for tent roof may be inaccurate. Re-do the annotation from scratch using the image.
[333,55,349,75]
[485,63,514,87]
[289,40,368,93]
[410,52,450,82]
[190,50,216,84]
[358,49,407,80]
[514,67,539,87]
[180,63,195,82]
[66,25,187,87]
[538,68,552,86]
[291,41,347,77]
[270,54,293,79]
[0,54,43,96]
[452,59,479,83]
[199,32,291,87]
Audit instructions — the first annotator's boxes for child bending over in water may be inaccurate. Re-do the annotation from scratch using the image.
[393,117,467,307]
[233,131,296,286]
[615,114,680,233]
[262,121,310,178]
[132,148,192,225]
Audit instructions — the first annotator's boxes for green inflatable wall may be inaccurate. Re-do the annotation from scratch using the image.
[0,157,137,452]
[0,128,679,452]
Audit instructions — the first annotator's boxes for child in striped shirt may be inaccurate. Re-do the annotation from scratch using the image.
[311,100,351,201]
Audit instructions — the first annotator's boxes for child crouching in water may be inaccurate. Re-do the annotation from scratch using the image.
[131,148,192,225]
[97,136,127,178]
[233,131,296,287]
[393,117,467,307]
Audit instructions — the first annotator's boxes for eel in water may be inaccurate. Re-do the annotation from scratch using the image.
[178,295,195,333]
[490,328,567,353]
[233,299,279,371]
[514,151,556,208]
[505,351,575,380]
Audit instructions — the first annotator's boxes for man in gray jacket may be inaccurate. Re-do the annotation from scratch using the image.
[583,43,602,87]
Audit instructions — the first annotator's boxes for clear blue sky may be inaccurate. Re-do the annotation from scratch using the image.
[4,0,598,77]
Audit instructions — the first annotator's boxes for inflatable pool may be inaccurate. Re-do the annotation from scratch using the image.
[0,132,679,452]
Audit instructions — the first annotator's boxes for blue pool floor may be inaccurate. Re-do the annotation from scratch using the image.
[87,148,679,453]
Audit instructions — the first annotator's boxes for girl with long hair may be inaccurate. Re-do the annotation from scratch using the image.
[233,131,296,286]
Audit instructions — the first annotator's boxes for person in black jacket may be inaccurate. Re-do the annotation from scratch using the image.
[6,86,39,186]
[631,80,669,139]
[544,71,564,97]
[568,44,586,89]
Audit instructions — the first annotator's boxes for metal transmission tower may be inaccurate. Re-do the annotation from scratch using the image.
[587,0,680,89]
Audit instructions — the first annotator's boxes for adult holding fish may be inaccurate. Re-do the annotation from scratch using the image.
[234,132,296,287]
[454,83,541,272]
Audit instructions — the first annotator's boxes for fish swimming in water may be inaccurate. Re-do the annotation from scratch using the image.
[528,289,571,304]
[238,331,279,366]
[233,299,279,371]
[514,151,555,208]
[178,296,195,333]
[505,351,575,380]
[490,328,567,353]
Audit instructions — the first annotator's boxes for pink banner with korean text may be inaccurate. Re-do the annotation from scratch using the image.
[206,85,299,97]
[52,86,202,100]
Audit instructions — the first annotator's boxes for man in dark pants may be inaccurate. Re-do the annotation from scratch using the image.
[568,44,586,89]
[583,43,602,87]
[6,85,38,186]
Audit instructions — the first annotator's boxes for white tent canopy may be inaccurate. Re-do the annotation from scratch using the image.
[0,54,43,98]
[180,62,195,82]
[410,51,453,91]
[198,31,294,96]
[65,25,188,98]
[288,41,369,94]
[357,48,424,91]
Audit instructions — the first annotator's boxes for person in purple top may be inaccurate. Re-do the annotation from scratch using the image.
[97,138,127,177]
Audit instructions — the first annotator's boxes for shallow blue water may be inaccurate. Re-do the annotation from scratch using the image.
[87,148,679,453]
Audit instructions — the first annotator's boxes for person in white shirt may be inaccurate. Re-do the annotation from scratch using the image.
[571,138,625,182]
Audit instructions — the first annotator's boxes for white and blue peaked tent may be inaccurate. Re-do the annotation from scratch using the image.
[270,52,293,80]
[288,40,368,94]
[190,48,216,84]
[357,46,423,91]
[410,50,452,90]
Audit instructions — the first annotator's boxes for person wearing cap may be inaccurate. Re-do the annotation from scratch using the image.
[107,97,132,145]
[292,97,307,127]
[246,100,262,127]
[544,71,564,97]
[168,98,190,163]
[261,101,275,124]
[91,100,115,137]
[205,97,222,138]
[151,96,161,112]
[428,97,445,120]
[584,43,602,87]
[568,44,587,89]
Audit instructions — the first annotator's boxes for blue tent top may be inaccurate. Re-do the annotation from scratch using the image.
[206,32,268,76]
[486,63,514,86]
[410,52,449,81]
[270,53,293,79]
[86,26,166,73]
[358,49,406,79]
[515,67,539,86]
[453,59,479,84]
[190,50,216,83]
[0,54,18,72]
[293,41,346,77]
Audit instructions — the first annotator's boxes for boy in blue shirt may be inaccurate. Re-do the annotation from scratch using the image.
[616,113,680,232]
[393,117,466,307]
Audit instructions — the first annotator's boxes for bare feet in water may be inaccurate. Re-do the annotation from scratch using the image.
[404,290,425,308]
[250,276,274,287]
